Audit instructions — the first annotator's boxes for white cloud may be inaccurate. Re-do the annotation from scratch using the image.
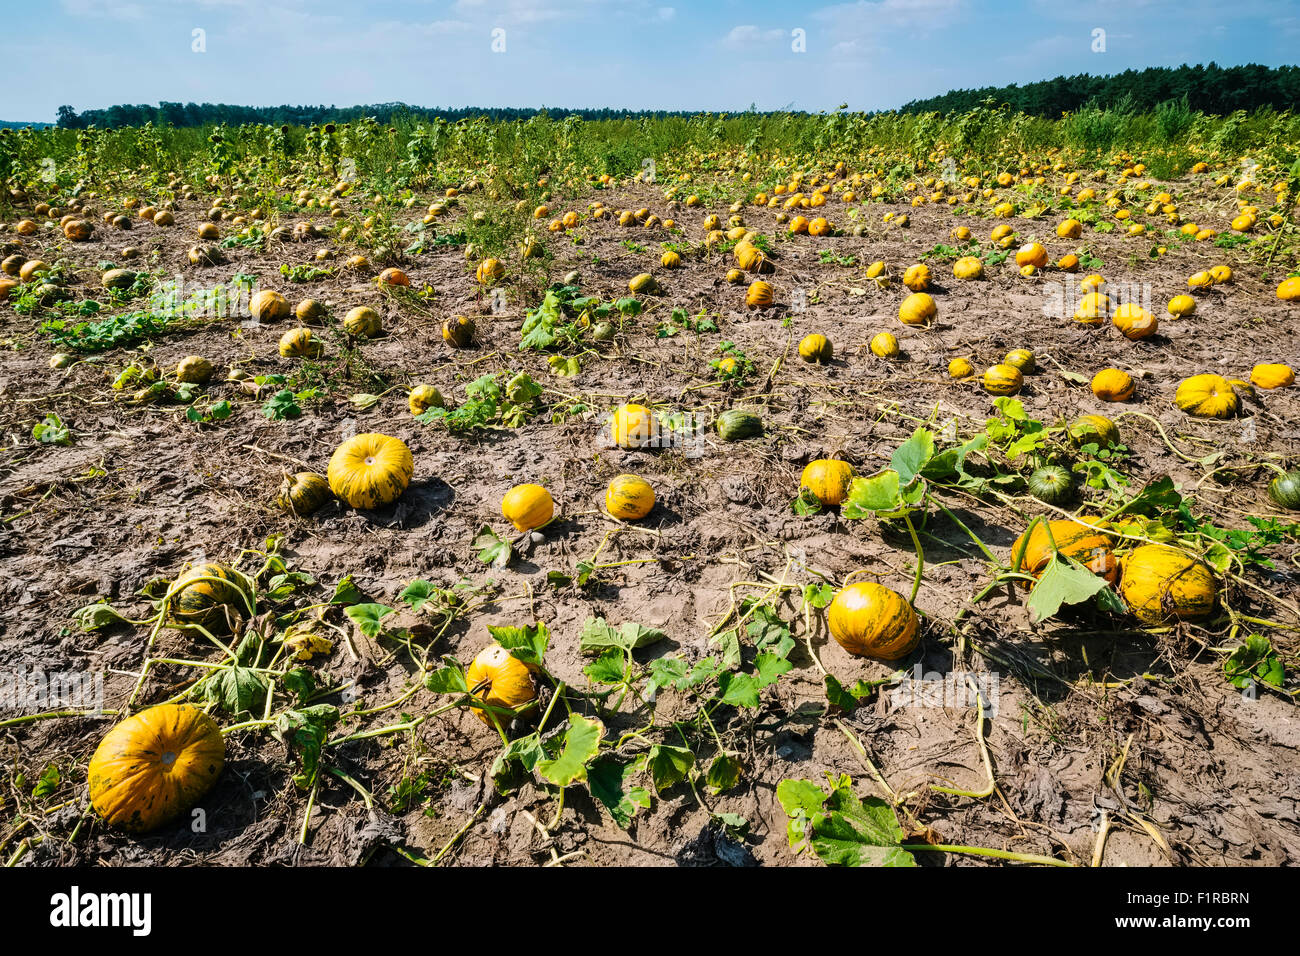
[814,0,965,28]
[721,25,787,50]
[656,6,675,21]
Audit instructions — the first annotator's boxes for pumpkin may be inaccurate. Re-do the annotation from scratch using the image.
[1015,242,1048,268]
[1011,520,1117,585]
[63,219,93,241]
[88,704,225,832]
[327,433,414,509]
[1070,413,1120,449]
[610,403,656,448]
[746,281,774,309]
[948,357,974,379]
[250,289,290,322]
[1057,218,1083,239]
[902,264,931,291]
[476,257,506,284]
[726,268,744,284]
[733,241,770,274]
[827,583,920,660]
[870,332,900,358]
[175,356,213,384]
[344,306,382,338]
[1250,363,1294,389]
[1091,368,1135,401]
[1074,291,1111,324]
[1112,303,1157,340]
[1166,294,1196,317]
[278,471,332,516]
[168,563,255,633]
[1027,465,1074,505]
[1267,471,1300,510]
[442,315,474,348]
[982,363,1023,395]
[799,333,833,363]
[19,260,50,282]
[716,409,763,441]
[629,273,661,295]
[898,292,936,326]
[1175,374,1238,418]
[1119,545,1217,625]
[953,256,983,280]
[801,459,855,506]
[502,483,554,531]
[1277,277,1300,301]
[661,251,681,269]
[606,474,655,520]
[1003,349,1034,373]
[101,268,136,290]
[409,384,444,415]
[465,644,538,726]
[2,254,24,277]
[277,327,318,358]
[377,267,410,287]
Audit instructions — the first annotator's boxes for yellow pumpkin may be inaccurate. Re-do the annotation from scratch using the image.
[465,644,538,726]
[476,257,506,284]
[902,264,931,291]
[295,298,327,323]
[278,327,321,357]
[799,333,833,363]
[408,384,444,414]
[249,289,290,322]
[1119,545,1217,625]
[88,704,225,832]
[1070,413,1120,448]
[827,583,920,660]
[277,471,332,516]
[746,280,774,309]
[1112,303,1158,340]
[1056,219,1083,239]
[327,433,414,508]
[952,256,983,280]
[1277,277,1300,302]
[442,314,474,347]
[344,306,382,338]
[610,403,656,448]
[175,356,214,384]
[167,563,255,633]
[734,241,770,274]
[1167,294,1196,317]
[1014,242,1048,268]
[1003,349,1034,372]
[1174,374,1238,418]
[948,357,974,379]
[661,250,681,269]
[982,363,1023,395]
[629,273,661,295]
[606,474,655,520]
[800,459,855,506]
[502,483,554,531]
[1073,292,1111,324]
[898,292,936,326]
[1250,363,1294,389]
[1011,520,1117,585]
[870,332,900,358]
[1091,368,1135,402]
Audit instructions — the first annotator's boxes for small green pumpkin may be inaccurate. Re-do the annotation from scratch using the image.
[716,409,763,442]
[278,471,332,516]
[1027,465,1074,505]
[1268,470,1300,510]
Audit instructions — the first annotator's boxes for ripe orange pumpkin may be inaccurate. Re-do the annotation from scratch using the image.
[327,433,414,509]
[1091,368,1135,401]
[465,644,538,726]
[377,267,410,287]
[502,483,554,531]
[800,459,855,506]
[610,403,656,448]
[827,582,919,660]
[249,289,290,322]
[1112,303,1158,340]
[746,280,774,309]
[88,704,225,832]
[606,474,655,520]
[1011,520,1117,586]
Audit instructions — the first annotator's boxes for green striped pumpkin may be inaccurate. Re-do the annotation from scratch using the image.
[606,474,655,520]
[167,563,255,634]
[716,409,763,442]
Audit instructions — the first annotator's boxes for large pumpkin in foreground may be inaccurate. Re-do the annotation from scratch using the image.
[167,563,255,633]
[1174,374,1238,418]
[327,433,414,509]
[464,644,538,726]
[1119,545,1217,625]
[88,704,225,832]
[827,582,919,660]
[1011,520,1118,586]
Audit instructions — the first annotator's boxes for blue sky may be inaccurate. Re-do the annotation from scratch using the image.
[5,0,1299,121]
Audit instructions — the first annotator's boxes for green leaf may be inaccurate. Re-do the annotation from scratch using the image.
[536,714,604,787]
[579,616,666,654]
[399,579,437,612]
[792,488,823,516]
[71,602,132,631]
[349,392,381,409]
[647,744,694,793]
[776,778,827,849]
[1025,557,1109,623]
[803,583,835,608]
[890,427,935,485]
[474,525,513,568]
[329,574,364,606]
[1224,633,1285,689]
[583,647,626,684]
[705,752,744,794]
[589,755,651,828]
[711,628,742,669]
[809,785,917,867]
[345,603,395,638]
[717,671,760,708]
[32,764,61,799]
[425,663,470,694]
[755,652,793,688]
[33,414,72,446]
[491,732,545,793]
[547,354,582,377]
[273,706,340,789]
[488,621,550,667]
[280,667,316,705]
[261,388,302,420]
[203,665,269,716]
[646,656,689,695]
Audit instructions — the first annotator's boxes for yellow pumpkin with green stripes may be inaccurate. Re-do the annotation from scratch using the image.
[827,582,919,660]
[605,474,655,520]
[327,433,414,509]
[502,483,554,531]
[800,459,855,506]
[1119,545,1217,625]
[982,363,1023,395]
[167,563,255,633]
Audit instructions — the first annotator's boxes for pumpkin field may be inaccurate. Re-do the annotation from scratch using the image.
[2,107,1300,868]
